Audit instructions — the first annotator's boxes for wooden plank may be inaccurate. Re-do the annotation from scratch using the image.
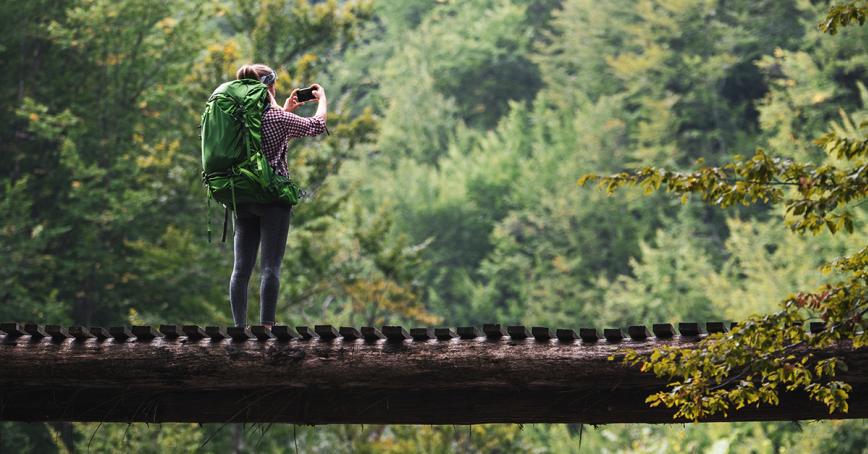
[652,323,675,339]
[182,325,206,341]
[270,325,298,341]
[296,326,316,340]
[507,325,530,340]
[250,326,276,341]
[706,322,728,334]
[627,325,651,340]
[227,327,253,342]
[361,326,385,342]
[159,325,182,339]
[482,324,506,339]
[457,326,480,340]
[383,326,411,341]
[0,323,25,338]
[24,324,48,339]
[556,329,578,342]
[314,325,339,341]
[578,328,600,343]
[89,327,110,341]
[677,322,704,337]
[67,326,94,341]
[45,325,73,341]
[204,326,227,341]
[109,326,133,342]
[434,328,458,340]
[131,326,162,341]
[409,328,433,341]
[339,327,361,341]
[531,327,553,341]
[604,328,625,342]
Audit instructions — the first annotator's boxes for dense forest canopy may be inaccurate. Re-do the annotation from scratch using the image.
[1,0,866,452]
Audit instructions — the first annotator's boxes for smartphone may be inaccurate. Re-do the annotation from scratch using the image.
[296,86,316,102]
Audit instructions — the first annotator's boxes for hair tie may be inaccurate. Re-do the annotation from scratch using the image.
[259,71,277,85]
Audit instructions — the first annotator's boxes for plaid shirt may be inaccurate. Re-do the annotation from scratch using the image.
[261,106,326,177]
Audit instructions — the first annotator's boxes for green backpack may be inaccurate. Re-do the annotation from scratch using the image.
[200,78,302,241]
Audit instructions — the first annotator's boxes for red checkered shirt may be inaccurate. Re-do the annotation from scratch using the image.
[261,106,326,177]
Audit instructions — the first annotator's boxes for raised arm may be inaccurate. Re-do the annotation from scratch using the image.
[310,83,327,121]
[281,83,327,137]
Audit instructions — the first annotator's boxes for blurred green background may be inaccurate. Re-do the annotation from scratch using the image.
[1,0,866,452]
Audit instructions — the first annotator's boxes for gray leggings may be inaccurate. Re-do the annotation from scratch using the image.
[229,202,292,326]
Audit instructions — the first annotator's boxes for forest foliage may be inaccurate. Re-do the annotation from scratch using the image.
[579,2,867,421]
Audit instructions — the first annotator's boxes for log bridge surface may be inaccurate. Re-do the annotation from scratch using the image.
[0,321,865,425]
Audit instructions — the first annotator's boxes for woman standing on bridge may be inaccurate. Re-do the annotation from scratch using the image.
[230,64,328,329]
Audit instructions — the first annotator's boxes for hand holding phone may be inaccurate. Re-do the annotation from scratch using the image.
[295,86,316,103]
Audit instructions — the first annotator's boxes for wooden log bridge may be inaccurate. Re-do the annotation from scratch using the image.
[0,321,865,425]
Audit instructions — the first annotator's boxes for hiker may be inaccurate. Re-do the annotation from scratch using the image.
[229,63,328,329]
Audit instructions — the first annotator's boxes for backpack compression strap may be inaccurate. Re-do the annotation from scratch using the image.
[222,206,229,242]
